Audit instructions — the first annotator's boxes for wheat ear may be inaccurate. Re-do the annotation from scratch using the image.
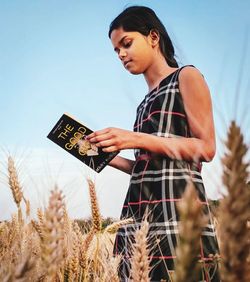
[37,208,45,226]
[130,219,151,282]
[174,182,207,282]
[68,230,80,281]
[79,228,95,275]
[104,217,134,234]
[219,120,250,282]
[87,179,102,233]
[41,187,65,279]
[31,219,43,241]
[34,207,45,241]
[7,156,23,207]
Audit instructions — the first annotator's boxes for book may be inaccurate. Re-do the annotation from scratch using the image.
[47,113,119,173]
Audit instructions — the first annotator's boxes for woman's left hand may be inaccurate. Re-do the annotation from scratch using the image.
[86,127,136,152]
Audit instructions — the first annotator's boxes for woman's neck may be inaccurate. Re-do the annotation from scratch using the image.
[143,55,178,92]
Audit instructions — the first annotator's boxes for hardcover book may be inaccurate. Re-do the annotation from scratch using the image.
[47,113,118,173]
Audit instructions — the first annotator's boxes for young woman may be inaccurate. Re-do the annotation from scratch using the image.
[87,6,220,282]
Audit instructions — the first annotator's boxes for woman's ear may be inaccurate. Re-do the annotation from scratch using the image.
[149,30,160,47]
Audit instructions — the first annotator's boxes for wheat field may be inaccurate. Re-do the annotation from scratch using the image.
[0,120,249,282]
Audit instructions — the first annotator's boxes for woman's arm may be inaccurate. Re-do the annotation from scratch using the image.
[87,67,215,162]
[108,155,135,175]
[135,66,216,161]
[178,66,216,161]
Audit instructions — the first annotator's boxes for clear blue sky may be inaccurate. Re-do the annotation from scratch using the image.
[0,0,249,219]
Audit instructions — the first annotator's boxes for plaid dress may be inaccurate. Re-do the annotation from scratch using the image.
[113,65,220,282]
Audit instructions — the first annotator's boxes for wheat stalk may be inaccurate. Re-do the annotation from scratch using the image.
[35,208,45,241]
[9,213,21,244]
[67,231,80,281]
[73,221,85,246]
[87,179,102,233]
[130,219,151,282]
[22,196,30,218]
[7,156,23,209]
[219,120,250,282]
[62,207,73,260]
[63,206,71,235]
[99,233,121,282]
[31,219,43,241]
[40,187,65,279]
[173,182,207,282]
[102,255,120,282]
[79,228,95,273]
[37,208,45,227]
[104,217,134,234]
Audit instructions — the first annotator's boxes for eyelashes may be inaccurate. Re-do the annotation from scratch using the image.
[123,40,132,48]
[114,40,133,54]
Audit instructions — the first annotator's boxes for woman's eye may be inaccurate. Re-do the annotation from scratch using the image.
[124,41,132,48]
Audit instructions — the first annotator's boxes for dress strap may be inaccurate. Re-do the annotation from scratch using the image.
[176,64,196,77]
[175,64,205,80]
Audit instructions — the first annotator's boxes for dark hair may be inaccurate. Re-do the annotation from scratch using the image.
[108,6,178,68]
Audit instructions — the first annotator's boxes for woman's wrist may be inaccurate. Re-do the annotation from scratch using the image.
[131,131,144,149]
[132,131,154,151]
[131,132,172,158]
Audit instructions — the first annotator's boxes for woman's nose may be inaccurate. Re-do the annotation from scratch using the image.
[119,49,127,61]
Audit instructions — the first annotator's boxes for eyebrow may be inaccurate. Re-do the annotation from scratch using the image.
[113,36,127,52]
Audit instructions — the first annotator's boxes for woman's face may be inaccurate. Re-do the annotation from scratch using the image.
[110,27,155,75]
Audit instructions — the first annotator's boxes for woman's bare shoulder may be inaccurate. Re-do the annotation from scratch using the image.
[179,65,204,82]
[178,66,209,97]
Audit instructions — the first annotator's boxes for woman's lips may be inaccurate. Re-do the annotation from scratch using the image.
[124,60,132,67]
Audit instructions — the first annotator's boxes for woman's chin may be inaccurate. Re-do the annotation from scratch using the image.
[127,68,143,75]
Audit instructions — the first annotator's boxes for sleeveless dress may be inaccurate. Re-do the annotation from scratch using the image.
[113,65,220,282]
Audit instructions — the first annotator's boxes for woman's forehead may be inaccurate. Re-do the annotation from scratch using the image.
[110,28,139,45]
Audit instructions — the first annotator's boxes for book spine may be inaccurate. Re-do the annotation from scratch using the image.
[95,152,117,172]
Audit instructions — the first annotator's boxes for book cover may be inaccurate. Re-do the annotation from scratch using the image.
[47,113,118,173]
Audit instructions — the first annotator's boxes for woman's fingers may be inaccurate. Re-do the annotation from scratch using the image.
[86,128,113,142]
[86,127,132,151]
[95,139,114,148]
[87,132,111,143]
[102,146,118,152]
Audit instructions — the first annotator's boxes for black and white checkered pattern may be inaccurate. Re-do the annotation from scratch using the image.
[113,65,220,282]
